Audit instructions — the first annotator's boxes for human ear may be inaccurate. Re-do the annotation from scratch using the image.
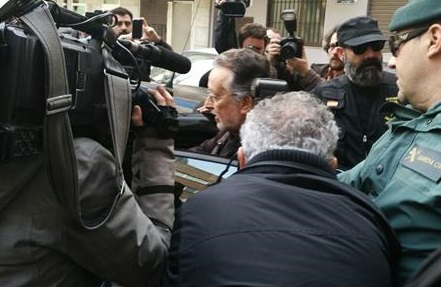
[427,24,441,58]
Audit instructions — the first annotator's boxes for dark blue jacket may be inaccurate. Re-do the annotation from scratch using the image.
[164,149,400,287]
[313,72,398,170]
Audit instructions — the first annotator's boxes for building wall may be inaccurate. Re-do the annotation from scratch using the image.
[46,0,402,63]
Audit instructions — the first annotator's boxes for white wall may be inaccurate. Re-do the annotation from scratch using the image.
[167,0,212,52]
[245,0,269,25]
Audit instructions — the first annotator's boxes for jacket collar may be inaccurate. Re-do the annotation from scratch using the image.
[242,149,336,179]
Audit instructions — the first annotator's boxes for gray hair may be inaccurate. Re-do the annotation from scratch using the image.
[214,48,270,100]
[240,91,339,162]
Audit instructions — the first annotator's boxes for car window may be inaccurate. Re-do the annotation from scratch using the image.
[150,49,217,88]
[175,150,238,202]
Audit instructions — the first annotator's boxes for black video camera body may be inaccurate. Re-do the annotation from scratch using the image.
[0,21,120,149]
[132,83,178,139]
[279,9,304,61]
[217,0,251,18]
[251,78,288,100]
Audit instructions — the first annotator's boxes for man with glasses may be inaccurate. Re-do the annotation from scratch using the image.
[339,0,441,285]
[190,48,270,158]
[313,16,399,171]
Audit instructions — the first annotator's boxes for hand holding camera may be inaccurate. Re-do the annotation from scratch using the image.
[131,17,161,43]
[285,49,310,77]
[132,84,178,139]
[215,0,251,18]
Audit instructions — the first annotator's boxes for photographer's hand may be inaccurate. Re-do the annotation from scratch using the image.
[265,38,281,66]
[285,48,310,77]
[141,18,162,43]
[215,0,227,7]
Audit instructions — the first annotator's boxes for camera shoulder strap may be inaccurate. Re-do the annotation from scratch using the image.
[19,3,80,221]
[19,3,128,229]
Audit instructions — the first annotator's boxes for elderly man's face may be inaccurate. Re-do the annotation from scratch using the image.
[207,67,251,133]
[112,14,132,37]
[341,41,385,87]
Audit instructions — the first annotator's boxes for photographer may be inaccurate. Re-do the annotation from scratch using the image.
[0,3,176,286]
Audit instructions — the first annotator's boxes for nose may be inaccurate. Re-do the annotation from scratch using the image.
[387,56,396,69]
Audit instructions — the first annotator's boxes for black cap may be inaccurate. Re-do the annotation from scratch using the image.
[337,16,386,46]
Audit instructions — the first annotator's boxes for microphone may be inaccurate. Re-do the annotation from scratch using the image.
[118,40,192,74]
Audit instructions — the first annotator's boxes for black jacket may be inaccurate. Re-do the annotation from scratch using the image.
[313,72,398,170]
[164,149,400,287]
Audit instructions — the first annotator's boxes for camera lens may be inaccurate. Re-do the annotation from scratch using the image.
[280,41,299,60]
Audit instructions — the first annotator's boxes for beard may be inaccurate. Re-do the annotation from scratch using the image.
[345,57,383,87]
[329,57,344,71]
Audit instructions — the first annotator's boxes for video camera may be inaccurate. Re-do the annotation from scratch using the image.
[216,0,251,18]
[279,9,304,60]
[0,0,189,153]
[251,78,288,100]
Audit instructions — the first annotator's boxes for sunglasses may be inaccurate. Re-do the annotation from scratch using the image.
[346,41,385,55]
[388,26,429,57]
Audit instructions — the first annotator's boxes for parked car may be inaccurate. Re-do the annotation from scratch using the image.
[150,48,217,113]
[150,48,218,88]
[175,150,238,202]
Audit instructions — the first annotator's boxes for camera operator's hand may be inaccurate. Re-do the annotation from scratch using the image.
[285,47,310,77]
[132,85,178,139]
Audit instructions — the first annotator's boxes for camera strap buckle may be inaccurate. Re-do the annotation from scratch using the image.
[46,94,73,115]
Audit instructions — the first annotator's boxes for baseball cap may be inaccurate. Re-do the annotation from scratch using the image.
[337,16,386,47]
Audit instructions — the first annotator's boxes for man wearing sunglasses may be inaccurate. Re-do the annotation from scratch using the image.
[313,16,399,171]
[339,0,441,286]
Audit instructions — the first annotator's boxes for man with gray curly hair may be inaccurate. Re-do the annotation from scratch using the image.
[164,91,399,287]
[239,91,338,165]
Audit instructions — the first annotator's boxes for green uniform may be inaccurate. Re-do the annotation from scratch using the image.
[339,102,441,287]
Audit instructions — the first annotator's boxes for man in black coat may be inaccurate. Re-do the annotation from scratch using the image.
[164,91,400,287]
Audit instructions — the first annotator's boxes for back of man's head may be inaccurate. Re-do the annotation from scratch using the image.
[214,48,270,98]
[238,23,268,47]
[240,91,339,162]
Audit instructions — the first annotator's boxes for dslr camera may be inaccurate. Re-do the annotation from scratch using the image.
[217,0,251,18]
[279,9,304,60]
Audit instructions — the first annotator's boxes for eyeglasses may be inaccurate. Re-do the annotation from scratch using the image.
[389,26,429,57]
[207,92,235,104]
[346,41,385,55]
